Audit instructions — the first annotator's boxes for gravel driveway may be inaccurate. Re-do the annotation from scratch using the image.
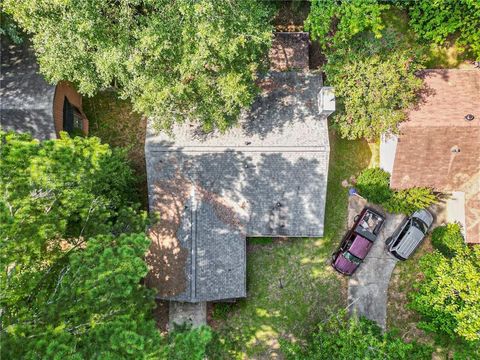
[346,195,404,330]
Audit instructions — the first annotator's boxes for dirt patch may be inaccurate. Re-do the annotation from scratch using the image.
[247,237,294,253]
[273,1,310,32]
[269,32,309,72]
[152,299,170,335]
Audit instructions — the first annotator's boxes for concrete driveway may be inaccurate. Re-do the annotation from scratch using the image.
[346,195,404,330]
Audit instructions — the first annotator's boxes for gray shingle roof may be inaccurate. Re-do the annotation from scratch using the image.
[145,72,332,302]
[0,39,56,140]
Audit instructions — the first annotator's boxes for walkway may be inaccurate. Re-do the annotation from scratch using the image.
[168,302,207,330]
[347,195,404,330]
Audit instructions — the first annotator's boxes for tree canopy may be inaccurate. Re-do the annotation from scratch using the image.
[3,0,274,132]
[409,224,480,343]
[305,1,424,140]
[404,0,480,59]
[0,132,161,358]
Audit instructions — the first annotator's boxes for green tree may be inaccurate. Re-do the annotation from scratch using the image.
[405,0,480,59]
[168,325,213,360]
[281,311,432,359]
[0,132,145,311]
[305,0,389,50]
[1,233,164,359]
[1,4,22,44]
[409,226,480,342]
[3,0,274,132]
[332,51,423,140]
[306,1,424,140]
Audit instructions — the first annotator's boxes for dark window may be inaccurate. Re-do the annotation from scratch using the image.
[393,220,411,247]
[63,97,83,135]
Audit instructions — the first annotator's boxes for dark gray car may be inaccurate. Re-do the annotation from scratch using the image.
[386,209,434,260]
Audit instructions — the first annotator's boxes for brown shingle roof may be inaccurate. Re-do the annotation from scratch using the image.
[391,69,480,243]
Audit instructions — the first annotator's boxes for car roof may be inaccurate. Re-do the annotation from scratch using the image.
[390,225,425,258]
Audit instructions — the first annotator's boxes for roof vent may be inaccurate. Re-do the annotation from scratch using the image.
[451,145,461,153]
[465,114,475,121]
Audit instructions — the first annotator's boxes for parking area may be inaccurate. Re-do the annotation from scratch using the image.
[346,195,404,330]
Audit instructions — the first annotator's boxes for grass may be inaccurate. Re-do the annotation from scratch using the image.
[83,91,148,208]
[210,131,372,358]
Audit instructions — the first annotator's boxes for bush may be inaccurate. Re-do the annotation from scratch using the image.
[356,167,437,214]
[305,1,425,140]
[430,223,465,258]
[281,310,433,359]
[384,187,438,214]
[405,0,480,59]
[356,168,392,204]
[409,242,480,342]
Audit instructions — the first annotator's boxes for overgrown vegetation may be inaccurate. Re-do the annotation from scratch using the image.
[401,0,480,59]
[0,132,157,357]
[0,132,213,359]
[409,224,480,343]
[281,310,432,359]
[305,0,424,140]
[4,0,274,133]
[83,91,148,208]
[356,168,437,214]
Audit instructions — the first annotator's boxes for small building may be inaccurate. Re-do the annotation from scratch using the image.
[145,70,335,303]
[0,39,88,140]
[380,69,480,244]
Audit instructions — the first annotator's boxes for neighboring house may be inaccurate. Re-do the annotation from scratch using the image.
[0,38,88,140]
[381,69,480,244]
[145,34,335,303]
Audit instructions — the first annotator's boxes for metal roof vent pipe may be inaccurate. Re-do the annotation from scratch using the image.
[465,114,475,121]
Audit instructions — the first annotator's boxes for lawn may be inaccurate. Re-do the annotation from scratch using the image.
[210,132,372,358]
[83,91,148,207]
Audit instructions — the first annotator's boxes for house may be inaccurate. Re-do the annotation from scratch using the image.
[380,69,480,244]
[144,52,335,302]
[0,38,88,140]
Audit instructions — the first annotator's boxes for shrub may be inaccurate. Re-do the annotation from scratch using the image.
[356,167,392,204]
[383,187,438,214]
[409,243,480,342]
[430,223,465,258]
[405,0,480,59]
[356,167,437,214]
[281,310,433,359]
[305,1,425,140]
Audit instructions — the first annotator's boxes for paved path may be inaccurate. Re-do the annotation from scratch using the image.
[347,195,404,330]
[169,301,206,330]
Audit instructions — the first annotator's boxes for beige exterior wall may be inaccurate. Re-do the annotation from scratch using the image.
[52,81,89,137]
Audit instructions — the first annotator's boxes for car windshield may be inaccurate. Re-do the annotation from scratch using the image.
[343,251,361,265]
[412,218,428,233]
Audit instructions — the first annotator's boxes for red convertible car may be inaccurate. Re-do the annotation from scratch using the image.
[331,207,385,276]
